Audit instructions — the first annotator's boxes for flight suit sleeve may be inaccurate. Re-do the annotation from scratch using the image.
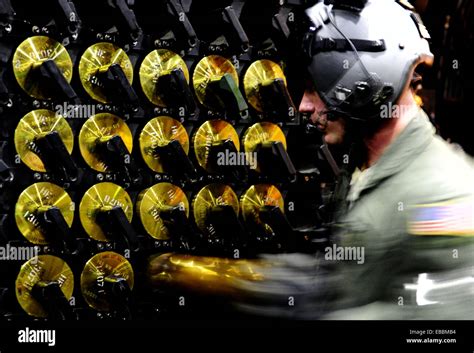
[396,197,474,319]
[327,197,474,320]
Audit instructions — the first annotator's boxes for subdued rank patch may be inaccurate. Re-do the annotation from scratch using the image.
[408,198,474,236]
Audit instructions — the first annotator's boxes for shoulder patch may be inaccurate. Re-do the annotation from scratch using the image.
[408,198,474,236]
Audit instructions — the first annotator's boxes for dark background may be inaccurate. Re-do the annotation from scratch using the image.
[414,0,473,155]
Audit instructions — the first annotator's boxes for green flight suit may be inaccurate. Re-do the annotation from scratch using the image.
[325,108,474,319]
[233,108,473,320]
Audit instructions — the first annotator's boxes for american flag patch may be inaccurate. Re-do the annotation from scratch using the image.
[408,198,474,236]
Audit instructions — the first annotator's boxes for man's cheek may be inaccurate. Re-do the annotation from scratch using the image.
[325,129,343,145]
[324,133,335,145]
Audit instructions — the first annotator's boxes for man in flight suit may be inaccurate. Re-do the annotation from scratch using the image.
[236,0,474,319]
[148,0,474,320]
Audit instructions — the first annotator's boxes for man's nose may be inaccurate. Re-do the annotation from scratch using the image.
[299,91,316,115]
